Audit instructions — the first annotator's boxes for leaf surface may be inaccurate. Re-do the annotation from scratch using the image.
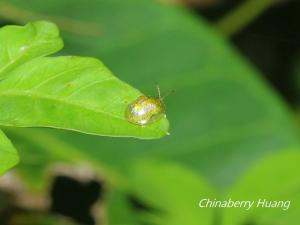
[0,21,169,139]
[222,150,300,225]
[128,160,216,225]
[2,1,300,224]
[17,0,299,188]
[0,129,19,175]
[0,21,63,77]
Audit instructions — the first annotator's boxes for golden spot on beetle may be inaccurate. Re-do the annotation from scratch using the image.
[125,85,172,126]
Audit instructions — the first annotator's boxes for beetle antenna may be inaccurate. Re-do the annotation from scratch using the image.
[155,82,175,100]
[155,83,162,99]
[162,89,175,100]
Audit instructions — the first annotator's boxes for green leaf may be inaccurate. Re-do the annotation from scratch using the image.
[0,21,169,139]
[16,0,299,189]
[222,150,300,225]
[106,190,140,225]
[0,129,19,175]
[1,1,300,224]
[0,20,63,77]
[3,127,120,192]
[128,160,216,225]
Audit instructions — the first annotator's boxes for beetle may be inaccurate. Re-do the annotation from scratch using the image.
[125,85,172,126]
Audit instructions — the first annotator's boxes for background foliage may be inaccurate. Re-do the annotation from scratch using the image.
[0,0,299,225]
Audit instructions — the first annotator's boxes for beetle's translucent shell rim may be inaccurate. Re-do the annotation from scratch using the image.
[125,95,165,126]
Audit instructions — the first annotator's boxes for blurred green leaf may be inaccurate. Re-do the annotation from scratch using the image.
[222,150,300,225]
[1,0,300,224]
[11,0,298,188]
[106,190,140,225]
[0,129,19,175]
[3,127,120,192]
[128,160,216,225]
[0,21,169,139]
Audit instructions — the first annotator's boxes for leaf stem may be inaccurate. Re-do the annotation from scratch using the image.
[0,2,101,36]
[215,0,274,37]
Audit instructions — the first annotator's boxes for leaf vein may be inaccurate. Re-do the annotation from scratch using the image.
[28,65,97,91]
[63,77,114,100]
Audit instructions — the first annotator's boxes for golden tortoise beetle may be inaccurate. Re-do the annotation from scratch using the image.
[125,85,172,126]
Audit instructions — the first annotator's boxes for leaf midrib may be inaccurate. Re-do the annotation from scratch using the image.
[0,90,162,135]
[0,90,125,120]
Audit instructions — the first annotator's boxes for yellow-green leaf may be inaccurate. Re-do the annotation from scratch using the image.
[0,129,19,175]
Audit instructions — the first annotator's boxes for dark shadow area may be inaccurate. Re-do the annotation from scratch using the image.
[232,0,300,105]
[128,194,166,214]
[0,191,21,224]
[196,0,300,106]
[50,175,104,225]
